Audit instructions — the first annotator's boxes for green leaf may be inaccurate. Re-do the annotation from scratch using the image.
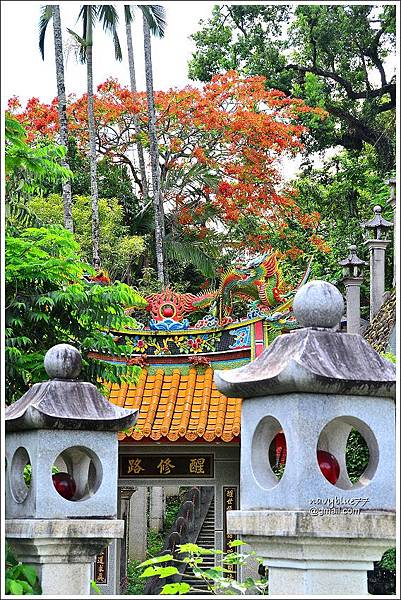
[90,579,102,594]
[228,539,245,548]
[138,554,174,568]
[179,543,214,555]
[20,564,37,586]
[161,582,191,595]
[9,580,24,595]
[139,565,179,579]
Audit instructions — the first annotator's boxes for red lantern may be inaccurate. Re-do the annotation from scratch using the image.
[317,450,340,485]
[52,472,76,500]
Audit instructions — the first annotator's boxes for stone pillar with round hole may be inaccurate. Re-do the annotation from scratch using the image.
[5,344,138,596]
[361,204,393,320]
[214,280,396,596]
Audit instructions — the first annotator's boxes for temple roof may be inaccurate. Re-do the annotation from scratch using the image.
[107,367,241,443]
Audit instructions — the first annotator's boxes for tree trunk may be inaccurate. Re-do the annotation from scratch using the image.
[143,15,166,285]
[125,15,149,199]
[52,5,73,232]
[86,42,100,268]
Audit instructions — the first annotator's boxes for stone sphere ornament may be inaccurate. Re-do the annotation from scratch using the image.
[293,280,344,328]
[44,344,82,379]
[52,472,77,500]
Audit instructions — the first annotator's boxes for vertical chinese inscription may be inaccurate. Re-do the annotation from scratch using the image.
[223,486,238,580]
[94,547,108,584]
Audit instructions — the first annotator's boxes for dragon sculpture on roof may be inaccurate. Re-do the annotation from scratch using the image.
[126,252,311,326]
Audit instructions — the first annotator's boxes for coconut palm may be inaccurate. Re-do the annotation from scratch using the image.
[124,5,167,285]
[68,5,122,268]
[39,5,73,232]
[124,5,149,201]
[142,6,167,285]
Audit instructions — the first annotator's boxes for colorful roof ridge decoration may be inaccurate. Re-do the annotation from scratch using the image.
[124,252,312,329]
[107,366,241,443]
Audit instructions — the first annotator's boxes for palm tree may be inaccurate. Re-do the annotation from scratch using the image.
[124,5,149,201]
[123,5,166,284]
[39,5,73,232]
[68,5,122,268]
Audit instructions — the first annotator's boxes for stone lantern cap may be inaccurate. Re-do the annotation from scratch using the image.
[214,281,396,399]
[361,205,393,239]
[5,344,138,432]
[338,245,367,268]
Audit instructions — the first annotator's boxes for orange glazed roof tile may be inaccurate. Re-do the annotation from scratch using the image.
[107,367,241,443]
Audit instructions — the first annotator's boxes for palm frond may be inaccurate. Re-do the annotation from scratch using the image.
[139,5,167,38]
[124,5,134,25]
[67,28,87,64]
[99,5,122,60]
[38,5,53,60]
[165,236,216,278]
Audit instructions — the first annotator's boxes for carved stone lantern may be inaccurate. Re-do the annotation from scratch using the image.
[215,280,396,596]
[361,205,393,319]
[5,344,138,595]
[338,244,367,333]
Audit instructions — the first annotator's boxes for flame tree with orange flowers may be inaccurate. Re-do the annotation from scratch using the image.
[9,72,330,283]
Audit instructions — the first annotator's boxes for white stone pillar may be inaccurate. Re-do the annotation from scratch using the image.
[364,238,390,319]
[128,487,148,561]
[228,512,394,596]
[149,486,165,532]
[6,519,124,596]
[339,244,366,334]
[342,277,363,333]
[361,205,393,320]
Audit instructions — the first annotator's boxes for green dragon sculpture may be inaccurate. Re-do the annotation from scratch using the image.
[127,252,311,324]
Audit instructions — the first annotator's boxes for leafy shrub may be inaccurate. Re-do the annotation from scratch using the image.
[345,429,369,483]
[137,541,268,595]
[5,545,41,595]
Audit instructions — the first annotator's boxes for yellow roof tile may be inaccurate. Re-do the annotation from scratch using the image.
[110,367,241,443]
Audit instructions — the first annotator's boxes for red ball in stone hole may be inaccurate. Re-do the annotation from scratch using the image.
[274,433,340,484]
[52,472,77,500]
[317,450,340,485]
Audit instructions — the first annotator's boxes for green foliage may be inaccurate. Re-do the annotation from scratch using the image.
[379,548,395,573]
[5,224,147,404]
[346,429,370,483]
[65,140,142,233]
[137,541,269,595]
[90,580,102,595]
[288,147,394,311]
[147,529,164,559]
[5,115,73,233]
[126,559,146,595]
[381,352,396,364]
[164,495,184,532]
[5,546,41,595]
[28,194,145,282]
[5,115,72,199]
[189,5,396,173]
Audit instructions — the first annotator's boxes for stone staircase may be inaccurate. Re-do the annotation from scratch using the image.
[180,497,215,595]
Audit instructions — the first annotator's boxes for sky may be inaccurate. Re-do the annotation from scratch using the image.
[2,1,216,104]
[1,0,308,177]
